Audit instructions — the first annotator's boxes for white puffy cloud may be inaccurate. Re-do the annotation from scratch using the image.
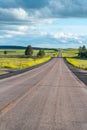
[51,32,79,39]
[0,8,29,21]
[0,0,87,48]
[0,34,12,39]
[11,8,29,20]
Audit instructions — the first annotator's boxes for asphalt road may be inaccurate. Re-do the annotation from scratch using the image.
[0,57,87,130]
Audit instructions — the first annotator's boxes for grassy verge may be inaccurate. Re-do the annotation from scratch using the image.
[62,49,87,70]
[0,56,52,69]
[0,72,8,75]
[0,49,58,72]
[66,58,87,70]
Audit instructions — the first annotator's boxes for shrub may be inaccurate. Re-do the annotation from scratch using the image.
[37,50,45,57]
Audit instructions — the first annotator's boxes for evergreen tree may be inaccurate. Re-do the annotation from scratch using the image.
[25,45,33,56]
[82,45,86,51]
[78,45,87,58]
[4,50,7,55]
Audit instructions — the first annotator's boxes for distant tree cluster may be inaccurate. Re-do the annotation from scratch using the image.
[25,45,45,57]
[37,49,45,57]
[78,45,87,58]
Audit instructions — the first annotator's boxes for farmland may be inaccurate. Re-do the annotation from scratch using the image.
[62,49,87,70]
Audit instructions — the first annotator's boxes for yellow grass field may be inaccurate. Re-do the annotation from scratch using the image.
[62,49,87,70]
[66,58,87,70]
[0,49,58,71]
[0,57,51,69]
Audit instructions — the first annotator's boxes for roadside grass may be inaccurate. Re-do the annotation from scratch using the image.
[0,57,51,69]
[66,58,87,70]
[0,72,8,75]
[62,49,87,70]
[0,49,58,70]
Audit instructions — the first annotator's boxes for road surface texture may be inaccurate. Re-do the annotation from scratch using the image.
[0,56,87,130]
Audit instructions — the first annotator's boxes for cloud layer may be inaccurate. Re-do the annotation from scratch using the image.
[0,0,87,48]
[0,0,87,22]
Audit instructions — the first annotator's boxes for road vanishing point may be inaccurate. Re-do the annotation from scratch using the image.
[0,54,87,130]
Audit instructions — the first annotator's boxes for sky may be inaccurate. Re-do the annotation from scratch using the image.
[0,0,87,48]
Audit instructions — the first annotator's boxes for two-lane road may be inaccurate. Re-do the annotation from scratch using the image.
[0,57,87,130]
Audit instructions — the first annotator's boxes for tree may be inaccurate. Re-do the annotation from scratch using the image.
[4,50,7,55]
[37,49,45,57]
[78,45,87,58]
[82,45,86,51]
[25,45,33,57]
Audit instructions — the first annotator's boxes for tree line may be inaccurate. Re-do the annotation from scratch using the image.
[78,45,87,58]
[3,45,45,57]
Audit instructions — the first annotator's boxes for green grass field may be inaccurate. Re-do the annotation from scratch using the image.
[0,49,57,58]
[62,49,78,57]
[0,49,58,70]
[62,49,87,70]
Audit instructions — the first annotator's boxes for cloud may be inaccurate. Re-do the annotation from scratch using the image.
[52,32,80,40]
[0,0,87,19]
[18,0,48,9]
[28,33,87,48]
[0,23,41,39]
[0,8,29,21]
[0,0,87,48]
[0,0,48,9]
[0,34,12,39]
[0,29,87,48]
[48,0,87,18]
[6,30,25,35]
[0,0,17,8]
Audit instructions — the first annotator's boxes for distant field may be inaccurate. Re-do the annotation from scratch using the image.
[0,49,58,70]
[62,49,78,57]
[0,50,24,56]
[62,49,87,70]
[0,49,57,58]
